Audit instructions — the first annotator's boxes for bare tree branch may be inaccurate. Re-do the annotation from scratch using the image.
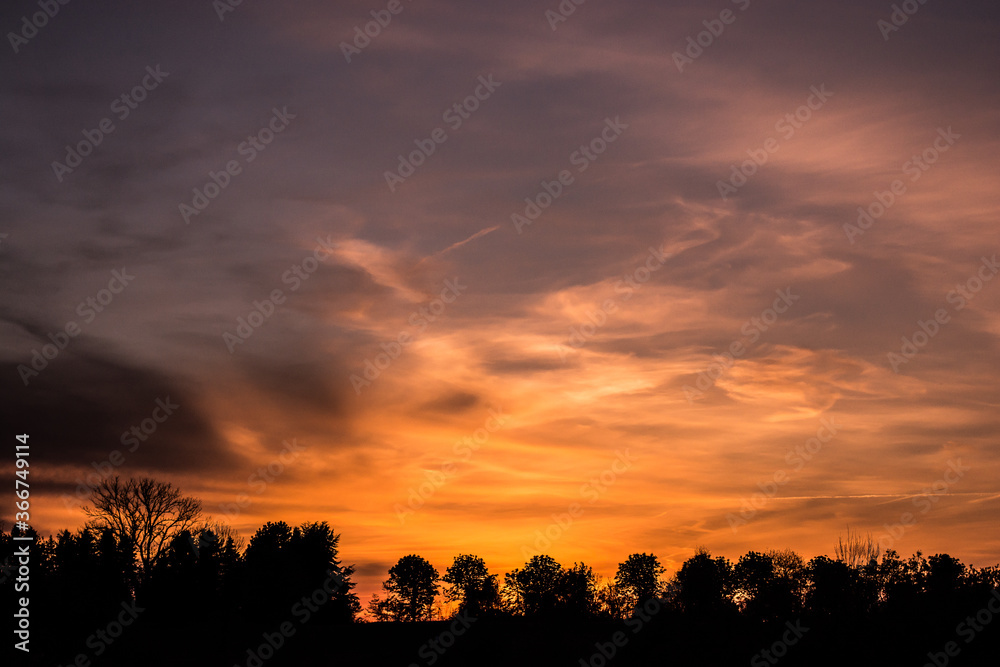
[82,476,202,577]
[835,526,881,568]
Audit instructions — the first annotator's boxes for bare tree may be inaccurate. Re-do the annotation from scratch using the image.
[82,476,202,576]
[835,526,880,568]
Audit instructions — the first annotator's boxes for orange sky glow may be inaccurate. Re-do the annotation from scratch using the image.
[2,0,999,606]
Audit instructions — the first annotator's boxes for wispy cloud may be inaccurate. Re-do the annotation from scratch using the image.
[429,225,500,259]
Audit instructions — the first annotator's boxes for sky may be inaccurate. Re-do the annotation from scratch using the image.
[2,0,999,604]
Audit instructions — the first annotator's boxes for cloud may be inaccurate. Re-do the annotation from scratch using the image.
[0,344,234,479]
[1,0,999,603]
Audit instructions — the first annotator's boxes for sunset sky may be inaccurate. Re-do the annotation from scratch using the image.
[2,0,999,603]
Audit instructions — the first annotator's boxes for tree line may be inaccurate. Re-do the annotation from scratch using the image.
[4,477,999,665]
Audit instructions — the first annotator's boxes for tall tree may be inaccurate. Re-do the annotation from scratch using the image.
[96,527,137,602]
[734,550,801,621]
[558,562,599,618]
[615,553,666,611]
[806,555,876,619]
[82,476,202,578]
[443,554,500,616]
[289,522,360,622]
[242,519,294,614]
[675,548,734,615]
[503,555,564,617]
[383,554,440,621]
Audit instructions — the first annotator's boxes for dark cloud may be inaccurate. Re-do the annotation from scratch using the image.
[0,343,235,476]
[1,0,998,599]
[420,391,480,413]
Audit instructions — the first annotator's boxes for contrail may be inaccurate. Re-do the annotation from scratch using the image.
[759,492,995,503]
[432,225,500,258]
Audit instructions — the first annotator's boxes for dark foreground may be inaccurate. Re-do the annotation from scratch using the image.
[11,603,1000,667]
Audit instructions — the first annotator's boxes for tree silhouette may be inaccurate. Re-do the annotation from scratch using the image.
[503,554,563,616]
[290,521,359,622]
[96,527,137,601]
[148,526,241,606]
[146,529,201,613]
[82,476,202,579]
[596,576,630,619]
[242,520,358,622]
[924,552,968,618]
[366,593,393,622]
[835,526,880,568]
[195,520,245,554]
[242,520,294,618]
[558,561,599,618]
[767,548,806,596]
[615,553,665,611]
[4,517,1000,666]
[502,555,599,617]
[443,554,501,616]
[245,520,293,562]
[53,529,98,620]
[870,548,922,614]
[733,550,803,622]
[289,522,341,591]
[675,547,734,615]
[382,554,440,621]
[805,554,875,619]
[926,553,965,594]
